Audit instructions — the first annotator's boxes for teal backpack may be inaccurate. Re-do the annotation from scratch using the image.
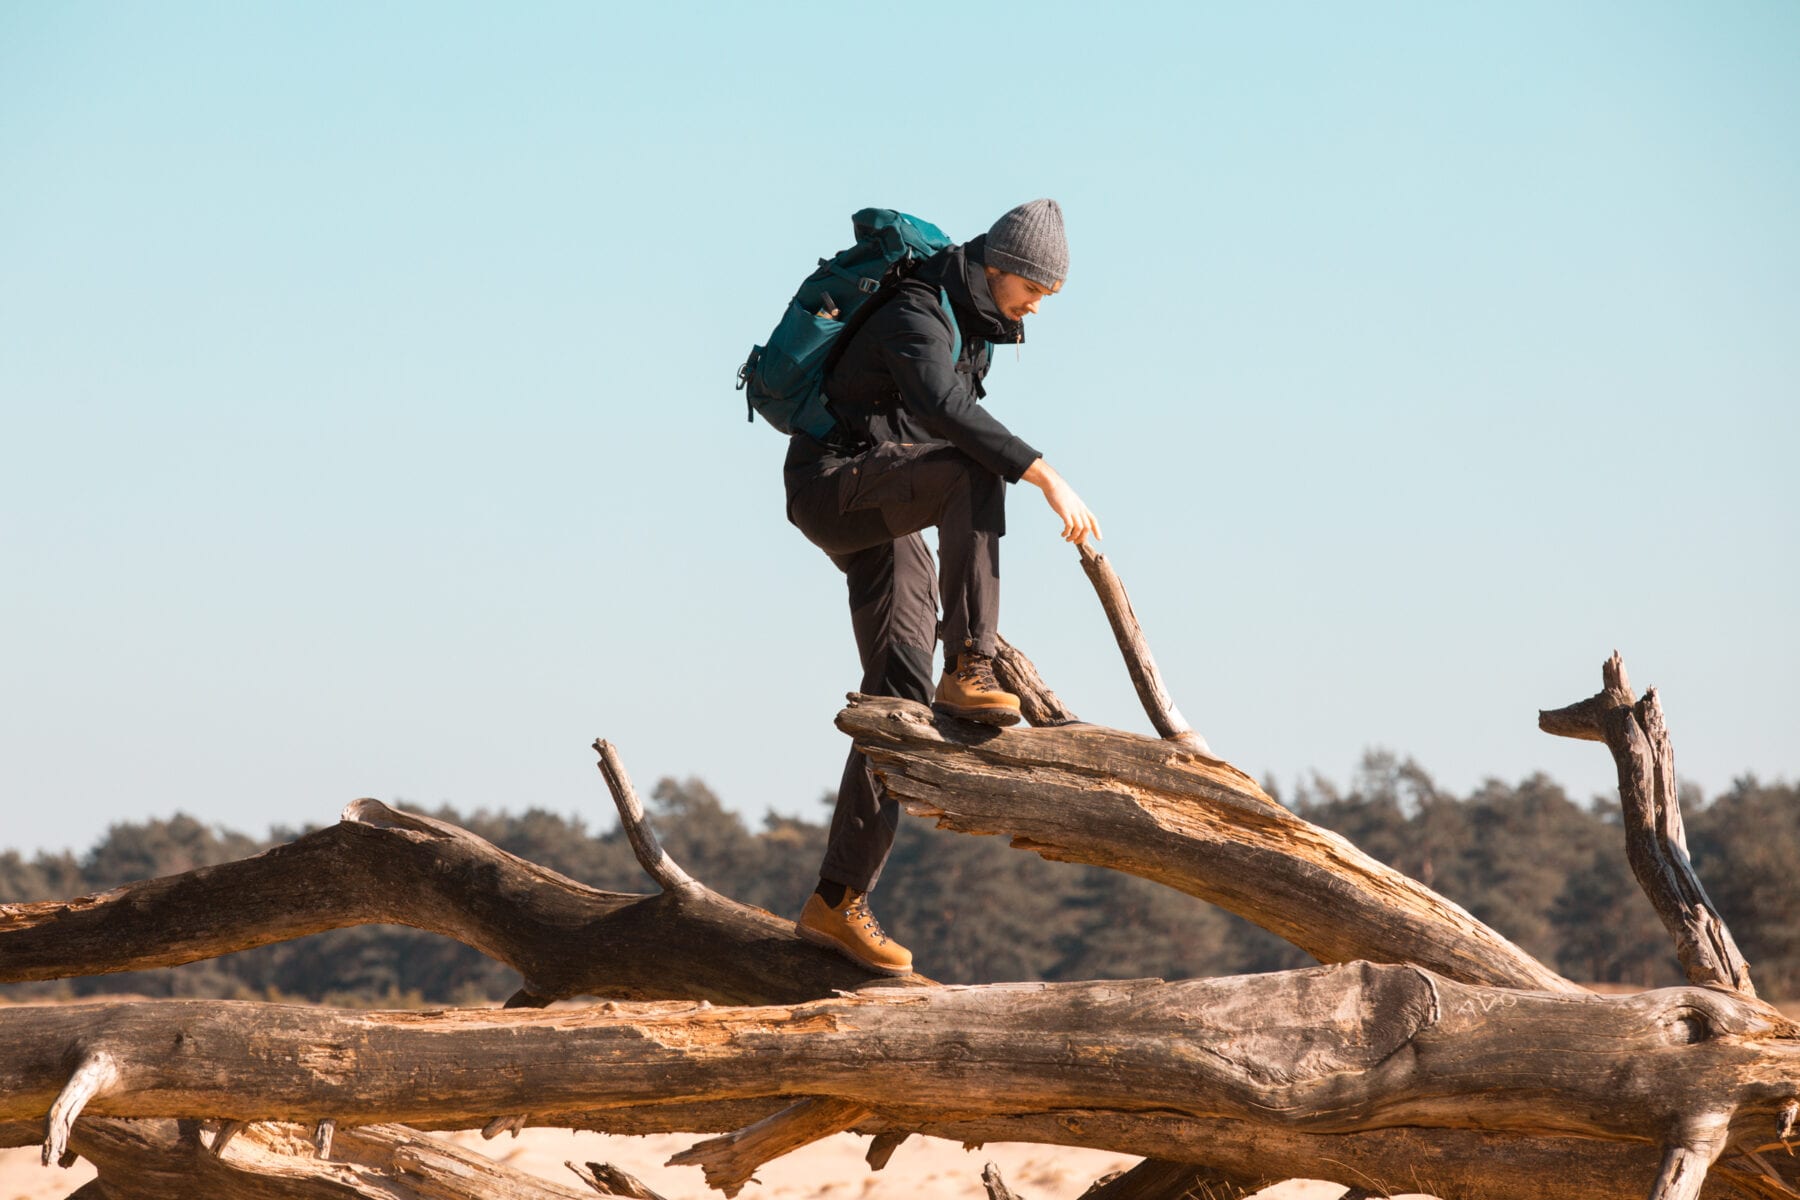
[737,208,956,440]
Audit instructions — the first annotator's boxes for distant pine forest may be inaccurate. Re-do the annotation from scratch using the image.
[5,755,1795,1003]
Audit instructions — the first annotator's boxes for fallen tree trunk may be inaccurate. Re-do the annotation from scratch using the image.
[1,654,1784,1199]
[838,693,1577,992]
[0,796,905,1005]
[2,968,1796,1189]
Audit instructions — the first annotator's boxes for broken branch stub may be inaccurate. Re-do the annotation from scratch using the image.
[864,1130,909,1171]
[568,1160,673,1200]
[595,739,695,894]
[994,633,1082,727]
[43,1050,118,1168]
[666,1097,872,1198]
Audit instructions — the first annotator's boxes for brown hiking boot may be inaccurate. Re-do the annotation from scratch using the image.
[795,889,913,975]
[932,652,1022,726]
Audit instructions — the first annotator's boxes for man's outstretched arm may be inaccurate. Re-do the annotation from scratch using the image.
[1021,458,1101,545]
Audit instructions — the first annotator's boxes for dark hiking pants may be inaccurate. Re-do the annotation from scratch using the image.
[787,440,1006,892]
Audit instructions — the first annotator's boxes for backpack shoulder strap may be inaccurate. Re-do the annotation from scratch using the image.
[819,266,966,387]
[938,287,963,363]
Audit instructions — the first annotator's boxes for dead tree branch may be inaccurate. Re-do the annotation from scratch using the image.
[0,798,912,1004]
[0,1117,599,1200]
[994,633,1081,726]
[839,694,1576,992]
[595,739,695,893]
[1076,542,1210,752]
[1541,652,1754,995]
[567,1161,672,1200]
[665,1097,870,1197]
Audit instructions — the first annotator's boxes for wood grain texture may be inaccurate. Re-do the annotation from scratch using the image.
[840,694,1577,993]
[0,799,914,1004]
[1542,653,1754,995]
[0,970,1792,1151]
[1075,542,1207,751]
[994,634,1081,727]
[666,1098,871,1197]
[1,652,1786,1200]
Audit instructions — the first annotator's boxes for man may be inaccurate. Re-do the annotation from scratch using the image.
[783,199,1100,974]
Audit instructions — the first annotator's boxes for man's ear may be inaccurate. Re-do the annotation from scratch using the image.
[983,265,1001,278]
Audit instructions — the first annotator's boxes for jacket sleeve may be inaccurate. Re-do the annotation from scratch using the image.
[877,298,1042,483]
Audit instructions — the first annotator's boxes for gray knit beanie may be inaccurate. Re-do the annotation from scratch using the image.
[984,199,1068,288]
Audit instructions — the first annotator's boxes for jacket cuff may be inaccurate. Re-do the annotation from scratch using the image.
[997,437,1041,484]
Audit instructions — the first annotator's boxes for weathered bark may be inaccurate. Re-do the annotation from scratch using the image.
[1077,1158,1263,1199]
[1,651,1781,1200]
[983,1161,1025,1200]
[1,971,1795,1182]
[0,797,910,1004]
[840,693,1577,992]
[566,1161,672,1200]
[0,1117,600,1200]
[896,1111,1790,1200]
[1074,542,1209,752]
[994,633,1081,726]
[11,1025,1798,1198]
[594,740,695,893]
[666,1097,871,1197]
[863,1130,909,1170]
[1541,652,1754,996]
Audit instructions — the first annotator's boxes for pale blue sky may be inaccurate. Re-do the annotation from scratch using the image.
[3,3,1795,857]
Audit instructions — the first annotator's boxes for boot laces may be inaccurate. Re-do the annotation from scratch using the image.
[955,653,1000,690]
[843,894,891,946]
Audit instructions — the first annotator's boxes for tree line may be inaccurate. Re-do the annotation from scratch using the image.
[3,754,1795,1003]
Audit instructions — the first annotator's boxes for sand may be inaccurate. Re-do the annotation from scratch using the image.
[0,1127,1432,1199]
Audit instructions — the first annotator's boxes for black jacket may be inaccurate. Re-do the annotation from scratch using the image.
[783,235,1043,498]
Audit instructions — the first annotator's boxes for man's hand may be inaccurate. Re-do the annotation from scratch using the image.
[1021,458,1101,545]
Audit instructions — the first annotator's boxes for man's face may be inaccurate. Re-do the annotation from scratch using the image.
[984,267,1062,322]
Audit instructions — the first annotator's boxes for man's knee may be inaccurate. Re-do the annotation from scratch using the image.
[861,642,934,704]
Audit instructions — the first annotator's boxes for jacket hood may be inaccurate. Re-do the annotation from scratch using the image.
[918,235,1024,346]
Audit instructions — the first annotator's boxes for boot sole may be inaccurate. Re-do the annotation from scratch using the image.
[930,702,1022,728]
[794,921,913,976]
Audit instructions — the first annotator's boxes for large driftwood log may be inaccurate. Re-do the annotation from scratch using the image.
[2,968,1797,1194]
[0,695,1570,999]
[0,797,908,1005]
[839,693,1576,992]
[0,653,1782,1200]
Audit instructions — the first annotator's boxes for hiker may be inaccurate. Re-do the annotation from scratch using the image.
[784,199,1100,974]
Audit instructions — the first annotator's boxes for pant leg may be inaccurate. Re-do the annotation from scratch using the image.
[817,533,937,891]
[787,442,1006,893]
[889,452,1002,666]
[793,441,1006,665]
